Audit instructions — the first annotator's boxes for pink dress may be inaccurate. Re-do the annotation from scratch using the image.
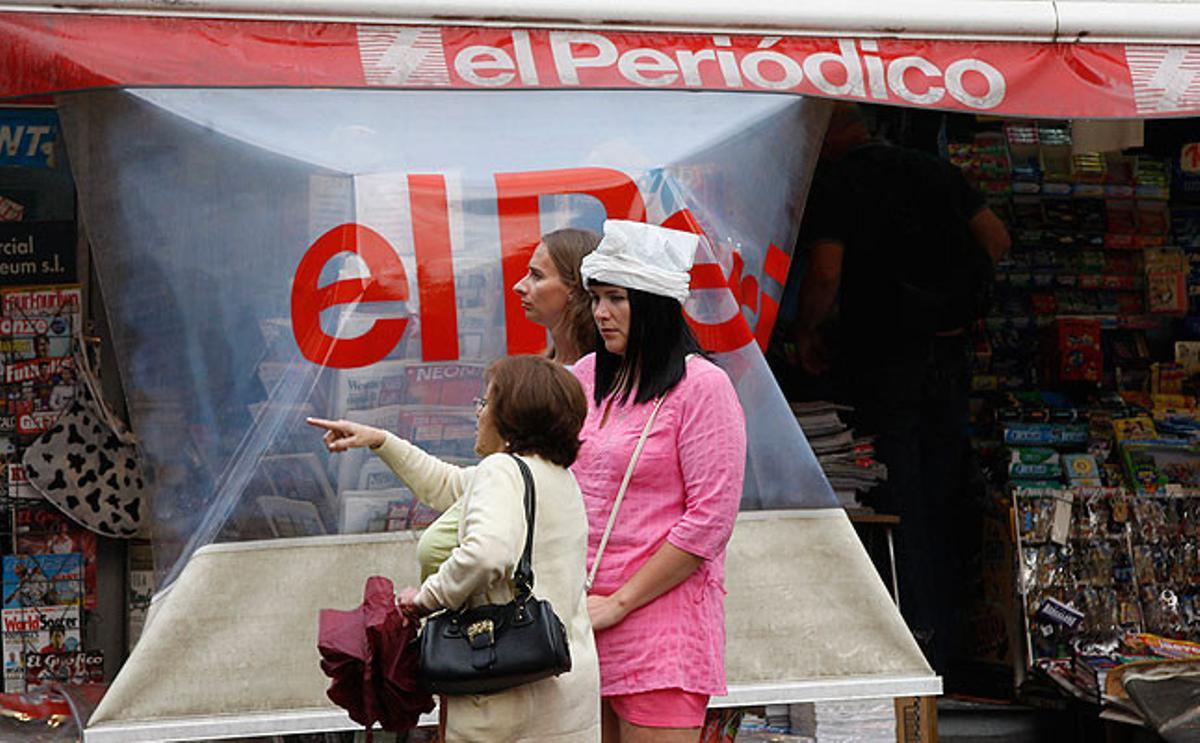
[571,353,746,697]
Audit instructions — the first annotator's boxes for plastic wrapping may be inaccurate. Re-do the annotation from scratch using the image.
[56,88,836,588]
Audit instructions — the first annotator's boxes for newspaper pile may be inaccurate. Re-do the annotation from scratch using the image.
[788,699,896,742]
[791,401,887,508]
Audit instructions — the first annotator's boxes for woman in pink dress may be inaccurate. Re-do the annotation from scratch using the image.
[572,220,746,742]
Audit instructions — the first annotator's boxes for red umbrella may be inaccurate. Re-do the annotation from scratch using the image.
[319,576,434,736]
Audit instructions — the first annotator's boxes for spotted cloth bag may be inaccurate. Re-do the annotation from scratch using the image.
[22,347,146,538]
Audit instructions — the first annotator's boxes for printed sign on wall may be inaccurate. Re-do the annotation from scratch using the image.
[0,222,76,285]
[0,110,58,169]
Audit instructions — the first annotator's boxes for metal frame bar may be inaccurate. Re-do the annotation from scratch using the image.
[84,675,941,742]
[0,0,1199,44]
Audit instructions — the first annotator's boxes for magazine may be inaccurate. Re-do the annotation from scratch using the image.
[23,648,103,690]
[257,453,337,514]
[16,506,99,610]
[378,406,478,459]
[127,540,153,652]
[244,402,325,458]
[6,463,35,499]
[256,496,326,538]
[2,554,84,609]
[2,357,72,386]
[0,286,82,318]
[0,318,72,359]
[338,488,415,534]
[332,361,485,415]
[2,604,81,692]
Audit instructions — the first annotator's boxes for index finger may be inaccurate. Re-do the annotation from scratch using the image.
[304,417,341,431]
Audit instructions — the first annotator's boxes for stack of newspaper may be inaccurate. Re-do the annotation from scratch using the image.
[788,699,896,742]
[791,401,887,508]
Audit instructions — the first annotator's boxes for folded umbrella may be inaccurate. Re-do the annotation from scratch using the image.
[318,576,434,735]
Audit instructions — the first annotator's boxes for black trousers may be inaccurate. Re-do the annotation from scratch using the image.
[839,335,972,674]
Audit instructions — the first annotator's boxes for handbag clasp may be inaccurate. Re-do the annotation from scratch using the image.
[466,619,494,648]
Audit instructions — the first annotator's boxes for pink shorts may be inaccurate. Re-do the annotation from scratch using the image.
[606,688,710,728]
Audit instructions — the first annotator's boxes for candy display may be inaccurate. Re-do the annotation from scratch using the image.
[1017,486,1200,655]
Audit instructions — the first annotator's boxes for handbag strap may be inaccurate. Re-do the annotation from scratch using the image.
[585,394,667,592]
[73,329,136,445]
[507,453,537,601]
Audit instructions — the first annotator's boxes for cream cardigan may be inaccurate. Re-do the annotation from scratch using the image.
[374,433,601,743]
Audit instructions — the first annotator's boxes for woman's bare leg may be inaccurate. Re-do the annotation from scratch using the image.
[601,699,622,743]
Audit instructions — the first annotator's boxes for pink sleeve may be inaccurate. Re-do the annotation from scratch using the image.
[667,363,746,561]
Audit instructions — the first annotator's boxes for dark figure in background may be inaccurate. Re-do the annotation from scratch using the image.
[793,105,1011,674]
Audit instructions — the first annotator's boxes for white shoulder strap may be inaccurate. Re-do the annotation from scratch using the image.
[585,394,667,592]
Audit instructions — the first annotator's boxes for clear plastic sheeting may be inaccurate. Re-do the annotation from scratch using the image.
[55,88,835,589]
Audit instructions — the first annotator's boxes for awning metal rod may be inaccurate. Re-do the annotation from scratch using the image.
[0,0,1199,45]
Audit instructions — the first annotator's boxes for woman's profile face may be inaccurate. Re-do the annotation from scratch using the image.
[589,284,631,356]
[474,383,506,457]
[512,243,571,329]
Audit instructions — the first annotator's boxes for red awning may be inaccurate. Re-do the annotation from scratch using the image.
[0,11,1198,118]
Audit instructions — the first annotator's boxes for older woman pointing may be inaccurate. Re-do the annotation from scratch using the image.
[309,355,601,742]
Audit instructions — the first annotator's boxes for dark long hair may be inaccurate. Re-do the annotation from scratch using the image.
[592,286,704,406]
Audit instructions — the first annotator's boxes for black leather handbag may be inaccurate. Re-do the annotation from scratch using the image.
[418,454,572,695]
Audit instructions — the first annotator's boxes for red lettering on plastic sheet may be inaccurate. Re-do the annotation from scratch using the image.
[291,223,410,369]
[665,209,756,354]
[667,209,787,353]
[287,186,789,364]
[494,167,646,354]
[755,244,792,351]
[408,174,459,362]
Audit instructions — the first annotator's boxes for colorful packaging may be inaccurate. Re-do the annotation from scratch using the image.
[1063,453,1103,486]
[1009,447,1063,480]
[1056,318,1103,383]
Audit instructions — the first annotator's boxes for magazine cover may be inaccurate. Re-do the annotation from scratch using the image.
[257,453,337,514]
[345,404,478,459]
[23,648,103,690]
[332,361,485,415]
[333,405,479,493]
[9,385,75,435]
[2,604,81,692]
[2,553,83,609]
[254,361,332,413]
[0,436,12,482]
[6,463,35,500]
[407,499,442,530]
[127,540,153,652]
[338,488,414,534]
[0,315,72,359]
[245,402,319,449]
[255,495,326,538]
[0,286,82,319]
[16,506,98,610]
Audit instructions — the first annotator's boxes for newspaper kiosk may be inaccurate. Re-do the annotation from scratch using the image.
[0,2,1199,740]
